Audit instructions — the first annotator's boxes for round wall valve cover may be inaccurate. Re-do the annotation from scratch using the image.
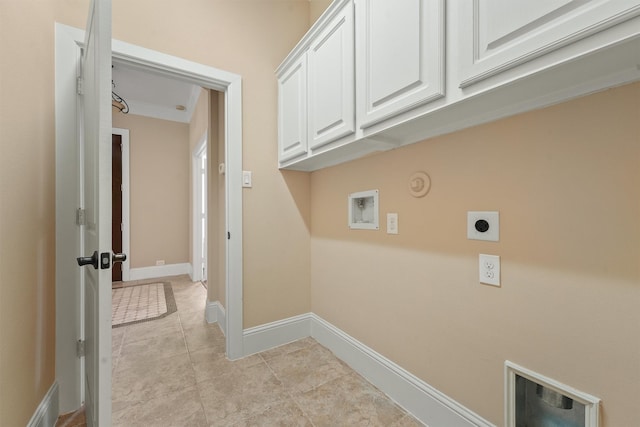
[408,172,431,198]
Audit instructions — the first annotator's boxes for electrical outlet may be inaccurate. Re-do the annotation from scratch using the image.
[467,211,499,241]
[156,260,165,266]
[479,254,500,286]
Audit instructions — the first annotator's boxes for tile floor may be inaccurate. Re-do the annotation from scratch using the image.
[64,275,423,426]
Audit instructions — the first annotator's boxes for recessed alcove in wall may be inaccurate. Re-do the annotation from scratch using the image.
[505,361,600,427]
[348,189,379,230]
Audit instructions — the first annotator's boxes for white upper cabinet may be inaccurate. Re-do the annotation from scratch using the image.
[278,54,308,162]
[277,0,640,171]
[458,0,640,88]
[308,1,355,150]
[356,0,445,129]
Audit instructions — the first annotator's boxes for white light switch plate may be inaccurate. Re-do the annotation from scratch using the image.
[479,254,500,286]
[242,171,252,188]
[387,213,398,234]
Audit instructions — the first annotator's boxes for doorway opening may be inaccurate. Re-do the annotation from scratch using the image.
[55,23,245,415]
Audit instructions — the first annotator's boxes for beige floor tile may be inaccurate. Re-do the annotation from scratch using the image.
[230,399,313,427]
[117,331,187,371]
[190,347,263,384]
[111,276,420,426]
[112,353,197,412]
[121,312,182,344]
[175,294,207,312]
[265,343,351,394]
[197,362,289,425]
[259,337,317,360]
[112,386,207,427]
[178,308,210,330]
[293,372,407,426]
[183,323,225,353]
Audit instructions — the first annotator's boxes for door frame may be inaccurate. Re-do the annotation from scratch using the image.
[192,133,208,282]
[55,23,245,413]
[112,128,130,281]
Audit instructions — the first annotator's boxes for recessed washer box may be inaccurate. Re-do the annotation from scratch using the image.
[467,211,499,241]
[348,190,379,230]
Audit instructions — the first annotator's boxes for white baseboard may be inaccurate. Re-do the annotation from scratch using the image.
[128,263,191,281]
[310,314,494,427]
[205,300,226,335]
[243,313,312,356]
[27,381,59,427]
[242,313,494,427]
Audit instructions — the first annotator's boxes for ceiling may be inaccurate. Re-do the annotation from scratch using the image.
[112,62,202,123]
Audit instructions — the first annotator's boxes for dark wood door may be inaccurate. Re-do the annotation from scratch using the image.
[112,134,123,282]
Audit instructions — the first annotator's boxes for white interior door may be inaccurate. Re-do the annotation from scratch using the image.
[77,0,113,425]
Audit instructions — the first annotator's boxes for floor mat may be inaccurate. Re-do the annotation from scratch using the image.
[112,282,177,328]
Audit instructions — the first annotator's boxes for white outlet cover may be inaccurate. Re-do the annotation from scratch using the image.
[467,211,499,241]
[479,254,500,286]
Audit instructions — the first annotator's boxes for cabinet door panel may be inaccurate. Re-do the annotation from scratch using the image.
[357,0,445,129]
[308,1,355,150]
[459,0,640,87]
[278,55,307,162]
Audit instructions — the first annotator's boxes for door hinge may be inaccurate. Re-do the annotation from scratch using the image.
[76,208,86,226]
[76,339,85,358]
[76,76,84,95]
[227,231,231,240]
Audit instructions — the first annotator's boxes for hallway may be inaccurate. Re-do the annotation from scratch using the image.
[109,275,421,426]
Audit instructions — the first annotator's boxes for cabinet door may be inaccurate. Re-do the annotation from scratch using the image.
[278,54,308,162]
[357,0,445,129]
[458,0,640,88]
[307,0,355,150]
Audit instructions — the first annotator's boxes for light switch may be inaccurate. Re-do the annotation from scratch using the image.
[242,171,252,188]
[387,213,398,234]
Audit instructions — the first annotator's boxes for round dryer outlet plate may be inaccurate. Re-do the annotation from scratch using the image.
[408,171,431,198]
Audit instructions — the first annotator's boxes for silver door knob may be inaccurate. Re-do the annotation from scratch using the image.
[112,253,127,264]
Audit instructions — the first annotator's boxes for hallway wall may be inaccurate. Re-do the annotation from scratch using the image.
[310,82,640,426]
[113,113,190,269]
[0,1,57,426]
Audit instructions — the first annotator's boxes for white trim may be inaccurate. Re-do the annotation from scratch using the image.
[27,382,59,427]
[55,23,84,413]
[310,314,494,427]
[241,313,494,427]
[129,263,192,281]
[205,301,226,333]
[111,127,130,281]
[191,134,207,282]
[243,314,312,356]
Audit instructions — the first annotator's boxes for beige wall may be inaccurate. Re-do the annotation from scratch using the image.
[310,83,640,426]
[0,1,57,425]
[113,113,190,268]
[309,0,332,24]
